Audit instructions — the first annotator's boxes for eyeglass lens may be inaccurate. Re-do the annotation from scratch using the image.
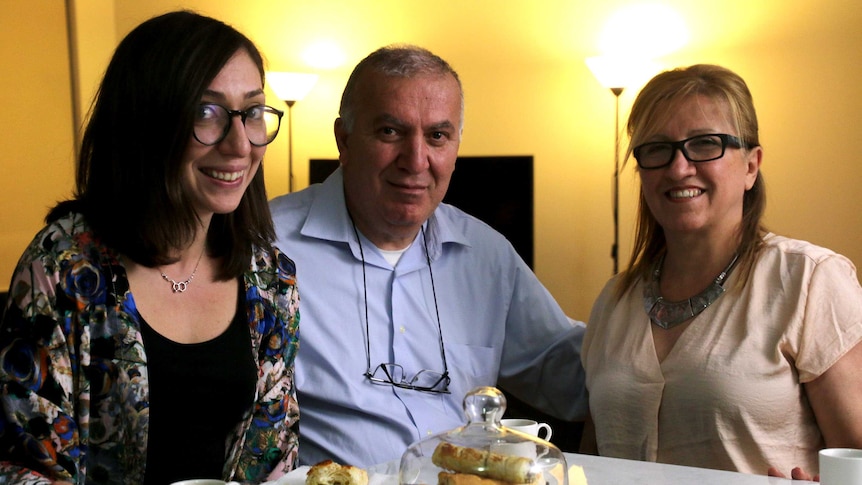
[368,363,450,392]
[634,134,739,169]
[193,103,283,146]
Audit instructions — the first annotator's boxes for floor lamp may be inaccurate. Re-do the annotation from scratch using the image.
[266,72,318,193]
[586,56,628,275]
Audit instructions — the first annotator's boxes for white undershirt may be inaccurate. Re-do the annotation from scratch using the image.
[378,247,409,266]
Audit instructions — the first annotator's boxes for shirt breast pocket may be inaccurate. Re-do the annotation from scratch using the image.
[443,342,499,393]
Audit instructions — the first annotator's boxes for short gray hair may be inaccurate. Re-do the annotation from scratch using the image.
[338,44,464,133]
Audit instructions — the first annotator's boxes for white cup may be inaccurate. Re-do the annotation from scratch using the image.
[501,418,553,442]
[819,448,862,485]
[491,441,538,459]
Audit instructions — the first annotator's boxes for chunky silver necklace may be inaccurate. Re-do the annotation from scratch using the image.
[643,253,739,330]
[159,248,205,293]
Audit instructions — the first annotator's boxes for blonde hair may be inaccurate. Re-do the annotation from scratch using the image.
[615,64,767,298]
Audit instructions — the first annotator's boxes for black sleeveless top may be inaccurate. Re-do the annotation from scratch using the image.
[140,283,256,484]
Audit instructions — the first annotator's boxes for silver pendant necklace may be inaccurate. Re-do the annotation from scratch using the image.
[159,248,205,293]
[643,253,739,330]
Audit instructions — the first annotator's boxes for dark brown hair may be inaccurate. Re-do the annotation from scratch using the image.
[49,10,275,279]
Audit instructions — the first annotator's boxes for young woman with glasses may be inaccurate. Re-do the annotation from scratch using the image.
[0,10,299,484]
[580,64,862,480]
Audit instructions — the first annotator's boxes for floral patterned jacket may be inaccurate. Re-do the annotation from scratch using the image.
[0,212,300,484]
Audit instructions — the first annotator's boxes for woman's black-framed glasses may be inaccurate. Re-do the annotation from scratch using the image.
[633,133,745,170]
[352,221,451,394]
[193,103,284,147]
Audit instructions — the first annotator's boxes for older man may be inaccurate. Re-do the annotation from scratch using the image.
[269,44,586,467]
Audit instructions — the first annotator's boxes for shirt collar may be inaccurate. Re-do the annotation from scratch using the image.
[300,166,471,262]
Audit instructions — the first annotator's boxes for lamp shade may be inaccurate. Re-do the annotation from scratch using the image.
[585,55,657,90]
[267,72,318,102]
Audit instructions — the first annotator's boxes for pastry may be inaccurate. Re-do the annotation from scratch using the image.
[431,442,535,484]
[306,460,369,485]
[438,471,544,485]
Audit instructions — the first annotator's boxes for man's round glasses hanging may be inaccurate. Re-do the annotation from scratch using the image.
[351,221,451,394]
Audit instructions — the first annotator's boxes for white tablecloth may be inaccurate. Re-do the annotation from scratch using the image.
[267,453,817,485]
[564,453,815,484]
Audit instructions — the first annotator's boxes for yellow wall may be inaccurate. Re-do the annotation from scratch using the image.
[1,0,75,292]
[3,1,861,322]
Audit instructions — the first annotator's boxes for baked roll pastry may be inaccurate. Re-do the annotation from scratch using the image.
[306,459,369,485]
[431,442,536,484]
[438,471,544,485]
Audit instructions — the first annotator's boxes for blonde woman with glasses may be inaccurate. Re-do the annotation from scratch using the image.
[580,64,862,480]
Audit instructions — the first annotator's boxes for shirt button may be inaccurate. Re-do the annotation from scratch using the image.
[426,430,433,436]
[399,326,406,333]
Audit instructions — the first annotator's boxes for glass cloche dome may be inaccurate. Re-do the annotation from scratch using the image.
[399,387,567,485]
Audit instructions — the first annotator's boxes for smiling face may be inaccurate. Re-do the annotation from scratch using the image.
[638,94,761,242]
[180,48,266,222]
[336,71,462,248]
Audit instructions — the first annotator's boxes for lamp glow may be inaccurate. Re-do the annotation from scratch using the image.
[302,41,347,69]
[585,56,642,274]
[585,55,658,91]
[266,71,318,193]
[267,72,318,104]
[586,3,686,274]
[598,3,689,58]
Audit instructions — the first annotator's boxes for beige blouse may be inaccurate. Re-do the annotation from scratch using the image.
[583,234,862,475]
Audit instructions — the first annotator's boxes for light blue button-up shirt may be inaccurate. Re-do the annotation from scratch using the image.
[270,168,587,467]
